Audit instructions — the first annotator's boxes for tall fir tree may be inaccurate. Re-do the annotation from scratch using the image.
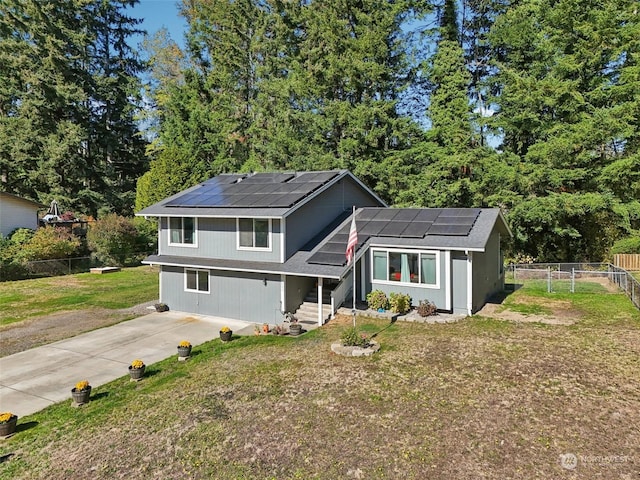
[487,0,640,261]
[0,0,147,216]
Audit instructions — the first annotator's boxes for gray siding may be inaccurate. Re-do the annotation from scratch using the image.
[451,252,468,315]
[0,197,39,237]
[285,176,383,258]
[472,230,503,311]
[159,217,282,262]
[160,266,282,323]
[285,276,315,313]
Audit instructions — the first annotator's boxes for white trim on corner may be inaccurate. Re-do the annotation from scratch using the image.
[280,218,286,263]
[236,217,273,252]
[445,250,451,311]
[280,274,286,314]
[466,251,473,316]
[168,217,198,248]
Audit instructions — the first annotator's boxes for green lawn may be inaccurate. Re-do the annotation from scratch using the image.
[0,266,159,326]
[1,280,638,479]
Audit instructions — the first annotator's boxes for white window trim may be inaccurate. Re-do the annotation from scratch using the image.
[184,268,210,293]
[370,248,440,289]
[168,217,198,248]
[236,218,272,252]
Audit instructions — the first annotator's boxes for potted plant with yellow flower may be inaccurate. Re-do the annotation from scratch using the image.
[177,340,192,360]
[219,326,232,342]
[128,359,146,381]
[71,380,91,406]
[0,412,18,437]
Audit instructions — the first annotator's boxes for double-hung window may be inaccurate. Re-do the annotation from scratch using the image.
[185,269,209,293]
[237,218,270,250]
[169,217,196,246]
[371,249,439,287]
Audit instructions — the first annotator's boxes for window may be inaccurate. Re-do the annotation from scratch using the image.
[371,249,439,287]
[238,218,270,249]
[185,269,209,293]
[169,217,196,246]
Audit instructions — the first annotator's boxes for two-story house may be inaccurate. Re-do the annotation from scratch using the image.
[137,170,511,326]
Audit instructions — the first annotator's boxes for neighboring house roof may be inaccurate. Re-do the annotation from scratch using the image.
[137,170,386,218]
[144,207,511,280]
[0,192,45,209]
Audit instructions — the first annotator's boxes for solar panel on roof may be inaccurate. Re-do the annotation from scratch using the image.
[203,174,245,185]
[240,172,295,184]
[320,242,348,253]
[441,208,480,217]
[427,224,473,236]
[371,209,400,221]
[379,221,411,237]
[289,171,339,184]
[433,216,476,226]
[359,221,386,235]
[401,222,433,238]
[307,252,346,266]
[392,209,421,221]
[273,193,304,207]
[356,209,384,221]
[414,210,441,222]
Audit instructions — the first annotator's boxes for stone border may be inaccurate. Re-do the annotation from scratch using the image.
[331,340,380,357]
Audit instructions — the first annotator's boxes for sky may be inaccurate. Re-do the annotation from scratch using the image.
[127,0,187,50]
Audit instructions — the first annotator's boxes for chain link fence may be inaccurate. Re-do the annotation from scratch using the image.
[507,262,639,310]
[0,252,154,282]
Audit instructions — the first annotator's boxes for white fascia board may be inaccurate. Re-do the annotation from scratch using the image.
[141,213,284,220]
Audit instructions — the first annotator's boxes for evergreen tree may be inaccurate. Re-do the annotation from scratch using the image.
[487,0,640,260]
[0,0,147,216]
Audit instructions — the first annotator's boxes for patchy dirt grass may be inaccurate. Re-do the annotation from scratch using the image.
[1,284,639,479]
[0,302,157,357]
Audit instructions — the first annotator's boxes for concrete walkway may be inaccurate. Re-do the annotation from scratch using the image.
[0,311,252,418]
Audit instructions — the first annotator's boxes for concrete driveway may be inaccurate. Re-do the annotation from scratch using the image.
[0,311,253,418]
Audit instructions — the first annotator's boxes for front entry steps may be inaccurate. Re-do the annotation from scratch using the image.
[293,287,333,325]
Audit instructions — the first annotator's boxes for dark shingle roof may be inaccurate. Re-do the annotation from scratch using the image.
[136,170,384,218]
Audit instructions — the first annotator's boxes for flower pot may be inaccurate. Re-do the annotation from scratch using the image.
[289,323,302,336]
[219,330,232,342]
[128,365,145,381]
[71,386,92,405]
[0,416,18,437]
[177,345,192,358]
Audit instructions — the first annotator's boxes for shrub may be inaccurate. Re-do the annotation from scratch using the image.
[611,235,640,255]
[417,300,437,317]
[389,292,411,314]
[340,327,371,347]
[87,214,139,266]
[19,226,81,261]
[366,290,388,310]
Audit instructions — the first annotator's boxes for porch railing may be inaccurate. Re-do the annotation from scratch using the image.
[330,269,353,318]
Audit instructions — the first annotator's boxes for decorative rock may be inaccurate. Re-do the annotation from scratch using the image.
[331,341,380,357]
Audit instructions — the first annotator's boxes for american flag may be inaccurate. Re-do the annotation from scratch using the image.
[345,214,358,265]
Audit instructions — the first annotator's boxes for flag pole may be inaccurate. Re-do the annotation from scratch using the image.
[351,206,356,328]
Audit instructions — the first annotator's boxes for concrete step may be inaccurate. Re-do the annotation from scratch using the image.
[294,302,332,324]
